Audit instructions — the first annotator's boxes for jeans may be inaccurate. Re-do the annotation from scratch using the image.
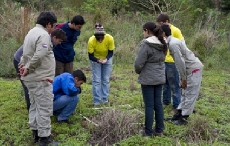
[163,63,181,109]
[90,58,113,105]
[141,84,164,136]
[13,58,30,111]
[53,95,79,121]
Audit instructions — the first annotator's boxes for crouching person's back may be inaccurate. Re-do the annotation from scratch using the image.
[53,70,86,125]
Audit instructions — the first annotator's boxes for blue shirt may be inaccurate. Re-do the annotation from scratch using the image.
[53,22,81,63]
[53,72,81,100]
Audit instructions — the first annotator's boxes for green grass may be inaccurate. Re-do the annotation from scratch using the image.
[1,64,230,146]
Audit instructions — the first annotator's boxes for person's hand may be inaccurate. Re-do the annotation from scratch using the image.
[181,80,187,89]
[98,59,103,63]
[20,67,29,76]
[101,58,107,64]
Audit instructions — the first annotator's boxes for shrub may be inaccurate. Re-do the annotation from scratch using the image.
[88,108,142,145]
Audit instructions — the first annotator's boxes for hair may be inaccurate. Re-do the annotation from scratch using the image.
[71,15,86,25]
[142,21,167,54]
[51,29,67,40]
[36,11,57,28]
[72,69,86,82]
[156,12,170,23]
[161,24,172,37]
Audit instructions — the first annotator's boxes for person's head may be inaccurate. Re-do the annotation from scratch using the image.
[94,23,106,43]
[72,69,86,87]
[156,12,170,25]
[161,24,172,37]
[70,15,86,31]
[51,29,67,45]
[36,11,57,33]
[142,21,168,54]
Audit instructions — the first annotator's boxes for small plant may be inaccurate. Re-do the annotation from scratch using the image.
[88,108,142,146]
[186,115,214,144]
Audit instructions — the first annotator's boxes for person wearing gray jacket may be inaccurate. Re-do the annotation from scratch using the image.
[161,24,203,125]
[19,11,58,146]
[134,22,167,137]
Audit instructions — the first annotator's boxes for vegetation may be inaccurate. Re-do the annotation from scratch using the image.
[0,0,230,145]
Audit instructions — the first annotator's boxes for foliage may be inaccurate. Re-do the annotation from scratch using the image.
[1,0,230,145]
[80,0,129,16]
[1,67,230,145]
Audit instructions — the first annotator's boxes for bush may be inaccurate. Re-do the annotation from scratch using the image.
[0,38,20,77]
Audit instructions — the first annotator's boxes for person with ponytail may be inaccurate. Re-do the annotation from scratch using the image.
[134,21,167,137]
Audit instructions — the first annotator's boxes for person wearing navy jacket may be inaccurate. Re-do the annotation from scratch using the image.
[53,15,86,76]
[53,69,86,124]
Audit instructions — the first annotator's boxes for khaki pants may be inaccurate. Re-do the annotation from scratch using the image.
[55,60,73,76]
[24,81,53,137]
[177,69,203,116]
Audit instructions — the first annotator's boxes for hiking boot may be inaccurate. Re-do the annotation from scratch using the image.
[57,119,74,125]
[172,117,188,125]
[171,110,182,121]
[39,136,59,146]
[32,130,39,143]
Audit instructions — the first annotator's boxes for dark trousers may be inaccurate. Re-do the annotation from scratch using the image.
[55,60,73,76]
[141,84,164,136]
[13,58,30,111]
[163,63,181,109]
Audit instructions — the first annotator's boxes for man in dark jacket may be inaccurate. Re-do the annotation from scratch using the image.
[53,15,85,76]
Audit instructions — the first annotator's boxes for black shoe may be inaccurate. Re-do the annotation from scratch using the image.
[171,110,182,121]
[172,118,188,125]
[32,130,39,143]
[39,136,59,146]
[57,119,74,125]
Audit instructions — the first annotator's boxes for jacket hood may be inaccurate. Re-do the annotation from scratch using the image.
[144,36,164,50]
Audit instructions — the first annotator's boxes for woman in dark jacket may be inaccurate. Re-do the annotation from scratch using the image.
[134,21,167,137]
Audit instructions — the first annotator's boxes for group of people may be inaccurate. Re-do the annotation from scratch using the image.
[13,11,115,146]
[134,13,203,137]
[13,10,203,144]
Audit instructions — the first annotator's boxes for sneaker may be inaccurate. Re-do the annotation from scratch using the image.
[57,119,74,125]
[172,118,188,125]
[139,129,151,137]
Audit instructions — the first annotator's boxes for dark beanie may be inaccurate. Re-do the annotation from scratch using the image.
[94,23,106,36]
[161,24,171,37]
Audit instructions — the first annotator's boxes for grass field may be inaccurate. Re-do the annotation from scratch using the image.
[1,63,230,146]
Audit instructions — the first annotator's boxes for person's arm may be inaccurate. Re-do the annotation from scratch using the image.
[169,43,186,80]
[88,52,98,62]
[87,37,98,62]
[134,42,147,74]
[106,36,115,60]
[24,34,51,73]
[61,75,81,96]
[172,27,184,40]
[106,50,113,60]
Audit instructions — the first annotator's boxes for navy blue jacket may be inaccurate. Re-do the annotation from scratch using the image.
[53,22,81,63]
[53,73,81,100]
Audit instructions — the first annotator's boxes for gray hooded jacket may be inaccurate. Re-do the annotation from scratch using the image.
[134,36,166,85]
